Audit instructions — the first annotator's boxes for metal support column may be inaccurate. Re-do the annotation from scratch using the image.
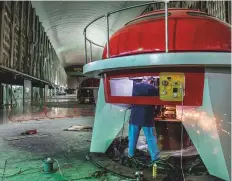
[23,79,32,105]
[106,13,110,58]
[165,1,169,53]
[84,30,88,64]
[90,41,93,62]
[44,84,48,102]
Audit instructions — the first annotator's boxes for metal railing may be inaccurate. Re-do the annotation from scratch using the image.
[141,1,231,24]
[83,1,169,64]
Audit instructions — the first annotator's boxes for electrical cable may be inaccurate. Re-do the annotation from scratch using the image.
[0,162,42,179]
[119,106,175,176]
[54,158,71,181]
[118,106,131,151]
[54,158,105,181]
[0,166,43,178]
[1,158,8,181]
[180,82,186,181]
[119,107,145,174]
[0,167,21,178]
[89,154,135,180]
[121,106,131,139]
[0,156,104,181]
[120,107,139,173]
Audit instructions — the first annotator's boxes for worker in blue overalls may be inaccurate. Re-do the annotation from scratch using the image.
[128,76,160,166]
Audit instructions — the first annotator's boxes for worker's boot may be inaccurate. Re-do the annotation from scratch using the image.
[147,154,171,168]
[127,156,139,168]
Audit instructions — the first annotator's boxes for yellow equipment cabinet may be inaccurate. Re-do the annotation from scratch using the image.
[159,72,185,101]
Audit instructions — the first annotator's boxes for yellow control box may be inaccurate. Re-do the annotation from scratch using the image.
[159,72,185,101]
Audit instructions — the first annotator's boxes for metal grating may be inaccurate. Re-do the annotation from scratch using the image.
[13,1,20,71]
[0,1,67,87]
[2,2,12,68]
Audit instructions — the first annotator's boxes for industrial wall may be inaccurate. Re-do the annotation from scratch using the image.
[0,1,67,87]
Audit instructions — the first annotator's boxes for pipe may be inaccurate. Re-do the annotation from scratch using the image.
[83,1,164,52]
[165,1,169,53]
[86,37,104,48]
[84,30,88,64]
[108,1,163,15]
[106,13,110,58]
[90,41,93,62]
[84,1,161,31]
[84,14,105,32]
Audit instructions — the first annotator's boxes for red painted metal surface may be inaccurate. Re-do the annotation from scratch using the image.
[102,9,231,59]
[104,67,205,106]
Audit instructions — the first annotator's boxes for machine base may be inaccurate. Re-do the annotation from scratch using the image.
[88,136,224,181]
[89,152,224,181]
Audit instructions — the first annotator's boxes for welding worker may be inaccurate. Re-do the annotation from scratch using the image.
[128,76,160,166]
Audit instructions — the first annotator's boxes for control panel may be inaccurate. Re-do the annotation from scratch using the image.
[159,72,185,101]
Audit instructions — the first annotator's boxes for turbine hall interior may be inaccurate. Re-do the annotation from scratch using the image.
[0,1,231,181]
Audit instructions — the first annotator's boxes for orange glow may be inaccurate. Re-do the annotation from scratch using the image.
[176,107,231,138]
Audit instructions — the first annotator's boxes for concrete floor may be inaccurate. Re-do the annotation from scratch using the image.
[0,96,122,181]
[0,95,95,124]
[0,118,123,181]
[0,96,224,181]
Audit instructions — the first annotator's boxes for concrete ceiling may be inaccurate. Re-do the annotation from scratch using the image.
[32,1,148,67]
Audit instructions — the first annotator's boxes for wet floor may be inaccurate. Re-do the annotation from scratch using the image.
[0,95,95,124]
[0,95,122,181]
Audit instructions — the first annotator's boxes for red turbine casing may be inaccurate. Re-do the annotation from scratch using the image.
[102,9,231,59]
[104,67,205,106]
[100,9,231,106]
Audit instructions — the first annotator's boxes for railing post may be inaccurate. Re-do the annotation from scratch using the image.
[90,41,93,62]
[106,13,110,58]
[165,1,169,53]
[84,29,88,64]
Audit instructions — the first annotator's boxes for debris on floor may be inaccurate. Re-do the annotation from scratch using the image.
[63,125,93,132]
[5,133,48,141]
[91,170,107,178]
[21,129,38,135]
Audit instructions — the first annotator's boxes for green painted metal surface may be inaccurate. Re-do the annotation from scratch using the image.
[206,67,231,180]
[178,70,230,181]
[90,78,130,152]
[91,73,230,180]
[84,52,231,180]
[83,53,231,77]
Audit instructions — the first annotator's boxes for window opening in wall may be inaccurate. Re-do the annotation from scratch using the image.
[109,76,178,121]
